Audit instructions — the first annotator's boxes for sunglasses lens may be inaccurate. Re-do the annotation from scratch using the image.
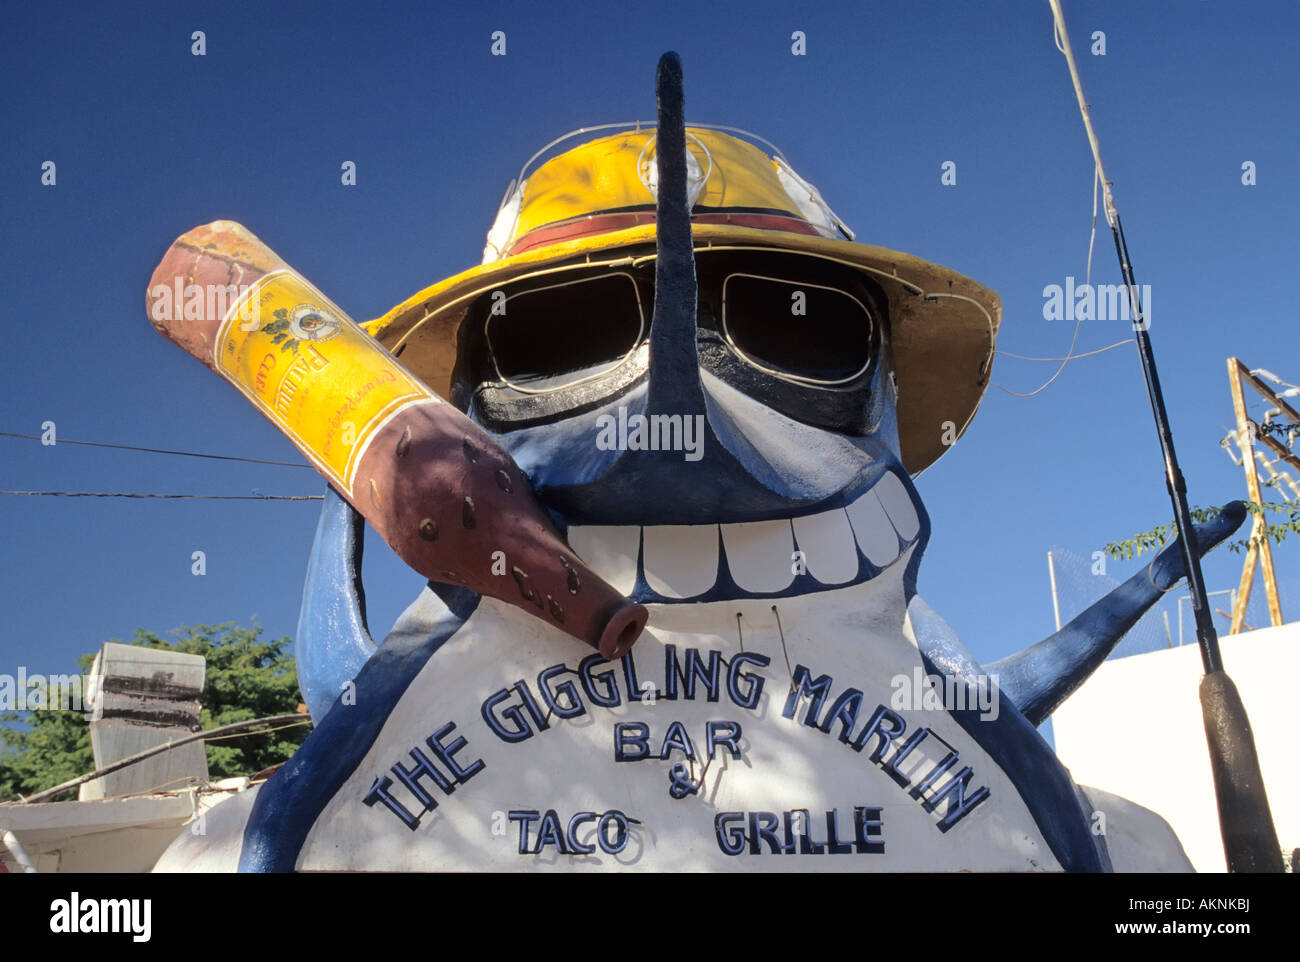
[486,273,645,389]
[722,274,874,384]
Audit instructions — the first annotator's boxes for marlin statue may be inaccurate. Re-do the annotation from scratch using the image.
[153,53,1244,872]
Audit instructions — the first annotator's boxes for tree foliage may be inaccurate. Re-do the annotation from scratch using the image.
[1104,501,1300,562]
[0,623,310,802]
[0,653,97,803]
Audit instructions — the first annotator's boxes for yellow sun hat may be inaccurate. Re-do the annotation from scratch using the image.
[362,125,1000,475]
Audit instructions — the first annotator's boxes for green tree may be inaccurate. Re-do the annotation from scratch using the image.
[0,653,97,802]
[0,622,311,802]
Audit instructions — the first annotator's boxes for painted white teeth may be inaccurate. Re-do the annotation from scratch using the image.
[791,508,859,585]
[874,473,920,541]
[845,488,901,567]
[571,477,918,599]
[643,524,720,599]
[721,519,796,593]
[566,524,640,596]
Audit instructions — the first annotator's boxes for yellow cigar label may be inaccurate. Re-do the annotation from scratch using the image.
[214,269,436,497]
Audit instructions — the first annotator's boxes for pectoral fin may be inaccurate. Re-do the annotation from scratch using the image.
[989,501,1247,726]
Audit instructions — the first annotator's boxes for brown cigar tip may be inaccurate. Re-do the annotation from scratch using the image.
[148,220,279,293]
[185,219,261,248]
[206,218,250,234]
[598,603,649,660]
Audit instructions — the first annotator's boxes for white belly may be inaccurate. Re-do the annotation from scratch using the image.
[292,552,1061,872]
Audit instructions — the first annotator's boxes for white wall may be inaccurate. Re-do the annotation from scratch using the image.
[1052,621,1297,872]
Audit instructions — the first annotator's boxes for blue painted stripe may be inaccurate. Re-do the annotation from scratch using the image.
[906,568,1105,870]
[918,652,1107,872]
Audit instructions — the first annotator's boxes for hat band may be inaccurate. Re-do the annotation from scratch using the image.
[508,208,825,257]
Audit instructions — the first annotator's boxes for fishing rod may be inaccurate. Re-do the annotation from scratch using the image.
[1047,0,1281,873]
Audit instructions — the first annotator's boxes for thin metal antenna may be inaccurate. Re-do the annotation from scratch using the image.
[1047,551,1063,632]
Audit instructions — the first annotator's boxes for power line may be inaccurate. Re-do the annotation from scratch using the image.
[0,490,322,500]
[0,431,311,469]
[18,713,312,804]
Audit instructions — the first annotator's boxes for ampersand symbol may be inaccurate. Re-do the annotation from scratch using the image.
[668,762,699,800]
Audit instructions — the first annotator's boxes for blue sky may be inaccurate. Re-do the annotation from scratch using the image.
[2,0,1297,705]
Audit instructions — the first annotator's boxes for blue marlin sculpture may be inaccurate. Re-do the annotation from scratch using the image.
[157,54,1244,872]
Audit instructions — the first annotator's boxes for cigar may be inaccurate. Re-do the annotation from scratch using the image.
[146,220,646,659]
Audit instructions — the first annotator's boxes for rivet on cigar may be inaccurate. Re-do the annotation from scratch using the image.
[495,469,512,494]
[462,496,476,529]
[418,518,438,541]
[396,424,413,457]
[462,437,478,463]
[547,595,565,623]
[511,566,543,608]
[369,478,382,509]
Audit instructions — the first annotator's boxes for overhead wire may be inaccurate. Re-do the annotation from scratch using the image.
[997,340,1135,362]
[0,491,322,500]
[990,159,1133,397]
[18,713,312,804]
[0,430,311,468]
[0,429,320,502]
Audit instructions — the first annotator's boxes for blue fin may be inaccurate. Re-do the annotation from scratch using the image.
[295,485,378,722]
[989,501,1247,726]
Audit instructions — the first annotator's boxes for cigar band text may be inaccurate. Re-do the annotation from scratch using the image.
[213,269,435,497]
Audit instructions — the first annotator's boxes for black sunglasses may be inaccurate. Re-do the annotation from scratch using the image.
[476,250,880,395]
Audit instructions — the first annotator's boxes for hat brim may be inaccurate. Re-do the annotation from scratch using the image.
[363,224,1000,475]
